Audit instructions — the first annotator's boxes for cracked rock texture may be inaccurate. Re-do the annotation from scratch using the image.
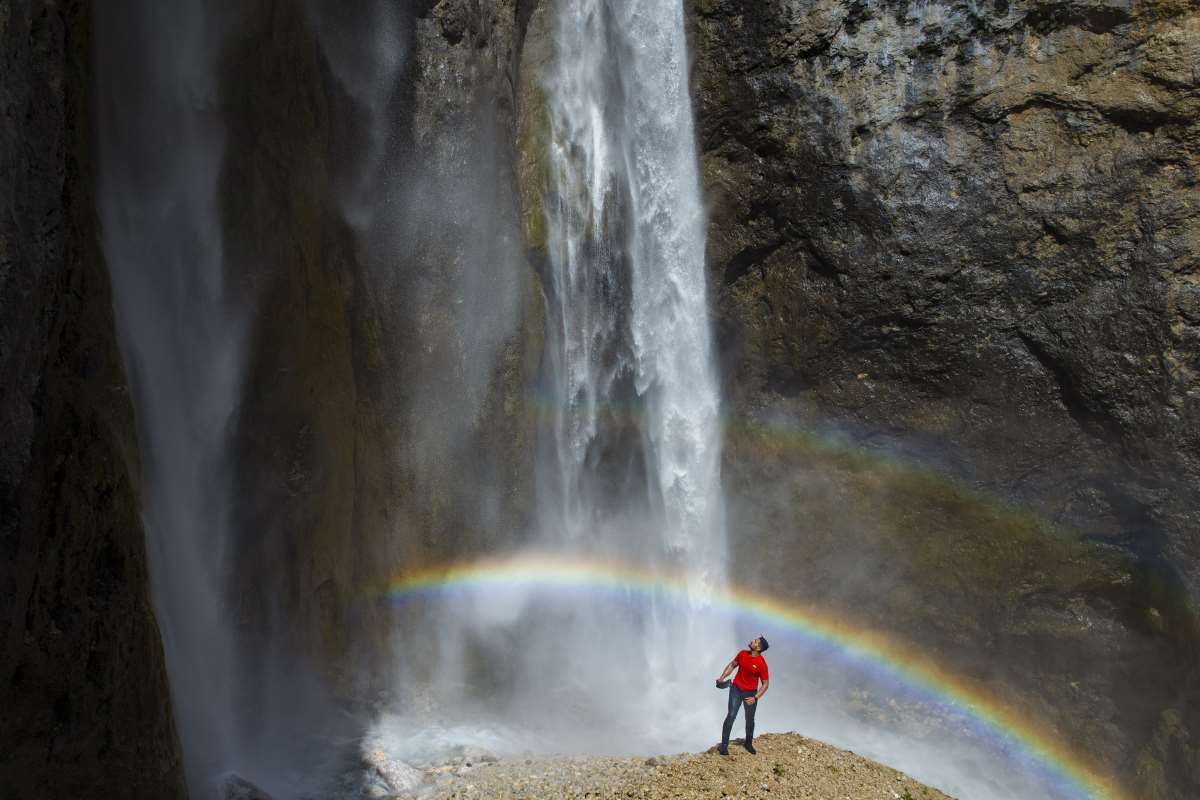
[691,0,1198,797]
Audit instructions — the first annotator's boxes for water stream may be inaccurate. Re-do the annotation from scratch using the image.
[95,1,241,792]
[369,0,732,761]
[541,0,726,585]
[536,0,730,724]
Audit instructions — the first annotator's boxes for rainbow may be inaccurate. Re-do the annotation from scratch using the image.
[382,552,1126,800]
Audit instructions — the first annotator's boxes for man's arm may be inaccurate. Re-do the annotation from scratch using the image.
[716,657,738,683]
[746,679,769,704]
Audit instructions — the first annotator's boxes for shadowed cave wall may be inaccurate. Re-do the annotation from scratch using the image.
[0,1,186,798]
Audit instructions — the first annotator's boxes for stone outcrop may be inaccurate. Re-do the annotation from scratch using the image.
[401,732,952,800]
[689,0,1199,796]
[0,1,185,798]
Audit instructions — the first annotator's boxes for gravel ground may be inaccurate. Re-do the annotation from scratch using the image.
[411,733,954,800]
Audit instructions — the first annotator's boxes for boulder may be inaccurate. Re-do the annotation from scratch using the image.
[218,774,273,800]
[362,747,423,794]
[448,744,499,765]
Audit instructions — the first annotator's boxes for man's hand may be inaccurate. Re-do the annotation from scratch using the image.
[745,696,756,705]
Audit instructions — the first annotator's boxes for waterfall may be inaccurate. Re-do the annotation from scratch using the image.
[96,0,732,778]
[84,5,1155,798]
[498,0,731,748]
[363,0,731,760]
[97,4,382,796]
[542,0,726,592]
[95,1,241,793]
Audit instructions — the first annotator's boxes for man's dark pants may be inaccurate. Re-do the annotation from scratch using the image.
[720,684,757,748]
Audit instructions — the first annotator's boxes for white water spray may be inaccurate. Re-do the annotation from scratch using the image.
[536,0,730,717]
[98,5,354,796]
[400,0,732,753]
[368,0,731,760]
[95,2,241,793]
[542,0,725,592]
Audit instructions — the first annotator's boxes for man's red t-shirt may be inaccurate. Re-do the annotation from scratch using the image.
[732,650,769,692]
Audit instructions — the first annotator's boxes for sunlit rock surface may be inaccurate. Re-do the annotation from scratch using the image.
[690,0,1199,797]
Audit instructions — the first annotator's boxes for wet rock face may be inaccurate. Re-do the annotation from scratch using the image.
[693,0,1198,590]
[0,1,185,798]
[690,0,1198,796]
[222,0,539,698]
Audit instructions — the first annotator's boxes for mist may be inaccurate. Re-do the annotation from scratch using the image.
[88,1,1183,799]
[95,1,245,791]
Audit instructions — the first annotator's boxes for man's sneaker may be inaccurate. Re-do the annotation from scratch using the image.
[744,742,757,755]
[717,744,729,756]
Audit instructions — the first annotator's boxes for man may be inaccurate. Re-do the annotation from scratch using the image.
[715,636,770,755]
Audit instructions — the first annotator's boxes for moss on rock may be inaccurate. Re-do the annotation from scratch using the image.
[517,2,556,262]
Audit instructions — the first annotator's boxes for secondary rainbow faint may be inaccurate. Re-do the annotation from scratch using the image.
[380,552,1126,800]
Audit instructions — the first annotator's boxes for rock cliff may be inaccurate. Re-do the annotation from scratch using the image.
[2,1,1197,798]
[221,0,541,699]
[689,0,1199,796]
[0,1,185,797]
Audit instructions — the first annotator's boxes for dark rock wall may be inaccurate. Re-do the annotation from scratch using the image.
[690,0,1199,796]
[222,0,540,700]
[219,0,372,710]
[0,1,186,798]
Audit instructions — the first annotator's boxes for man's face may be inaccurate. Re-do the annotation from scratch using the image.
[749,637,762,653]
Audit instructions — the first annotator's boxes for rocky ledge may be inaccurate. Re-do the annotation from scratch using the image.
[396,733,950,800]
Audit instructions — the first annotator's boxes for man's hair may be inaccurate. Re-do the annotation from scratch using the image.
[759,636,770,652]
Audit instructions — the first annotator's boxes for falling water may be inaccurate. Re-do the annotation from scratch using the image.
[95,1,241,793]
[542,0,725,591]
[364,0,730,760]
[536,0,730,707]
[97,3,387,796]
[464,0,732,748]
